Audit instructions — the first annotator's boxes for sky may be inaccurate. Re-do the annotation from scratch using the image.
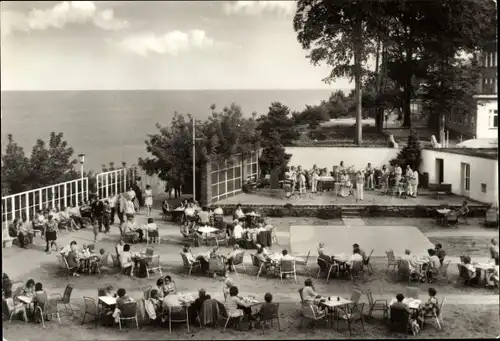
[0,1,353,91]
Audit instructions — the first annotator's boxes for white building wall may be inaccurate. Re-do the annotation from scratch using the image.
[420,149,498,206]
[476,97,498,139]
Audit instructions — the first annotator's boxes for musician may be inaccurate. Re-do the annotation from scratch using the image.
[355,170,364,202]
[289,166,297,194]
[365,163,375,190]
[380,165,389,191]
[339,161,345,174]
[394,164,403,184]
[284,167,293,198]
[412,169,419,198]
[340,171,352,189]
[405,165,414,196]
[310,164,320,193]
[297,166,307,195]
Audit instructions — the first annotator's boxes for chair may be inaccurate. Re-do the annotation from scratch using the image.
[180,253,201,276]
[4,298,28,324]
[446,210,458,227]
[51,283,75,316]
[231,251,246,275]
[35,295,61,328]
[398,259,420,284]
[56,255,74,278]
[363,249,374,273]
[300,303,328,330]
[365,289,388,319]
[316,258,338,284]
[456,263,476,286]
[145,247,154,257]
[279,259,297,283]
[142,286,152,300]
[220,303,243,331]
[250,254,266,278]
[385,249,398,272]
[389,306,410,334]
[81,297,99,327]
[422,297,445,330]
[350,261,366,284]
[198,299,220,327]
[405,286,420,299]
[295,250,311,276]
[168,305,189,334]
[298,288,304,303]
[146,255,163,278]
[118,301,139,330]
[337,302,365,335]
[257,302,281,333]
[437,260,451,284]
[11,281,24,301]
[215,230,229,247]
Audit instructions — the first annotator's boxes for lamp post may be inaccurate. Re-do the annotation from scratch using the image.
[78,154,85,203]
[192,118,204,201]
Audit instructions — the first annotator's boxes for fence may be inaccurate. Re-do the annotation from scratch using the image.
[1,177,89,227]
[95,168,136,200]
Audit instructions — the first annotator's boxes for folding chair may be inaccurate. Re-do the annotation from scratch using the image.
[168,305,189,334]
[257,302,281,333]
[180,253,201,276]
[279,259,297,283]
[363,249,374,273]
[385,249,398,272]
[118,301,139,330]
[231,251,246,275]
[365,289,388,319]
[146,255,163,278]
[51,283,75,316]
[317,257,338,284]
[337,302,365,335]
[295,250,311,276]
[422,297,446,330]
[81,297,98,327]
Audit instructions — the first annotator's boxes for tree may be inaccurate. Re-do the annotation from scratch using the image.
[27,132,78,188]
[256,102,299,145]
[390,129,422,170]
[294,0,382,145]
[293,104,330,128]
[259,131,291,176]
[1,134,30,195]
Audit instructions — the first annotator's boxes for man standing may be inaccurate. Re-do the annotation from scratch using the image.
[103,200,112,234]
[108,195,117,225]
[405,165,414,197]
[91,197,104,232]
[489,238,499,265]
[412,168,419,198]
[18,215,34,249]
[365,163,374,190]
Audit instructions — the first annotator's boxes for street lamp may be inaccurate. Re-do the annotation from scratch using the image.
[192,118,203,201]
[78,154,85,203]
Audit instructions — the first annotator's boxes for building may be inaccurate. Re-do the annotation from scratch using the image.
[445,41,498,140]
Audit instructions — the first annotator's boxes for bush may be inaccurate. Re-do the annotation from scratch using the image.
[284,203,293,210]
[317,207,340,219]
[242,184,250,193]
[266,208,286,217]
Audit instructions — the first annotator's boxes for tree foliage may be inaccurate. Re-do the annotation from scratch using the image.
[1,132,78,195]
[390,129,422,170]
[259,131,291,176]
[139,103,260,189]
[256,102,300,145]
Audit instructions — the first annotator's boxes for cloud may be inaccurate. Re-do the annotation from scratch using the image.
[1,1,128,37]
[223,1,296,16]
[119,30,214,57]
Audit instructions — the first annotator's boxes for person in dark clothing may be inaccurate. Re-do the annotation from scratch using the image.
[102,200,111,233]
[435,243,446,265]
[132,182,142,208]
[3,273,13,297]
[91,198,104,231]
[190,289,212,324]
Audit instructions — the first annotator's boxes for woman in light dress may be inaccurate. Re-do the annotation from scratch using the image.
[289,166,297,194]
[310,164,320,193]
[355,170,364,202]
[297,166,306,195]
[144,185,153,216]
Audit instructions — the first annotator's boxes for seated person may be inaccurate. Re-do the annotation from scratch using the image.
[163,275,177,295]
[58,207,73,230]
[255,292,276,322]
[146,218,159,243]
[224,245,242,272]
[233,204,245,220]
[120,244,135,276]
[458,200,470,223]
[301,278,325,313]
[161,200,170,215]
[435,243,446,265]
[349,248,363,268]
[317,245,333,270]
[225,286,255,327]
[60,241,76,257]
[184,203,196,225]
[8,218,20,238]
[420,288,440,317]
[487,265,499,288]
[255,246,270,263]
[33,211,45,231]
[148,289,163,317]
[281,249,295,261]
[65,241,81,277]
[156,278,166,298]
[197,206,211,226]
[18,216,35,248]
[223,273,235,300]
[68,205,82,228]
[192,288,212,323]
[23,279,36,297]
[182,246,209,274]
[4,291,28,322]
[32,282,48,322]
[232,220,245,241]
[462,256,478,283]
[123,215,143,242]
[214,206,224,217]
[352,243,367,262]
[401,249,418,273]
[116,288,134,312]
[426,249,441,282]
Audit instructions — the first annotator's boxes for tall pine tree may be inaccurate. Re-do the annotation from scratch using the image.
[390,129,422,170]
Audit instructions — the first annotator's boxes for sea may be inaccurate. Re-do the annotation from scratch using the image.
[1,89,336,172]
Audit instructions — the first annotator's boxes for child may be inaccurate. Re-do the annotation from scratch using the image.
[418,288,440,323]
[92,221,100,243]
[146,218,159,243]
[103,200,111,234]
[33,282,47,323]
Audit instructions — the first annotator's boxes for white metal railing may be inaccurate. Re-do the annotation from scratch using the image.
[96,168,136,200]
[1,177,89,227]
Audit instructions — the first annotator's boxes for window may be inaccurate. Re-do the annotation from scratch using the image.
[481,183,487,193]
[210,158,243,202]
[471,116,475,128]
[245,151,259,182]
[489,109,498,128]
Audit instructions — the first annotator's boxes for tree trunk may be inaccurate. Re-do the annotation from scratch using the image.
[374,38,382,132]
[401,47,413,128]
[354,19,363,145]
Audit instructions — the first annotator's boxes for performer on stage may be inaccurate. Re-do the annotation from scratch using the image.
[284,167,293,198]
[297,166,307,195]
[394,164,403,184]
[365,163,375,190]
[289,166,297,194]
[412,169,419,198]
[405,165,414,196]
[340,171,353,195]
[339,161,346,175]
[310,164,320,193]
[355,170,364,202]
[380,165,389,191]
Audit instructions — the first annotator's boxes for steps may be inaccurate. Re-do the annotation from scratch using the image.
[341,207,363,218]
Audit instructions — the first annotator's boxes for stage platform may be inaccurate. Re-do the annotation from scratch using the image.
[290,225,435,257]
[217,189,485,207]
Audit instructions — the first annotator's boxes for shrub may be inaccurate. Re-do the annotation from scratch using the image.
[284,203,293,210]
[266,208,285,217]
[317,207,339,220]
[242,184,250,193]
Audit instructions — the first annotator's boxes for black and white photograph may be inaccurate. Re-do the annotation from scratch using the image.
[1,0,498,339]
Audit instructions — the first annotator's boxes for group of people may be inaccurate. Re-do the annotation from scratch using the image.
[59,240,108,277]
[459,238,499,288]
[282,161,420,201]
[317,242,370,276]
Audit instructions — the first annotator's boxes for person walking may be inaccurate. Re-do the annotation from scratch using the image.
[43,214,59,254]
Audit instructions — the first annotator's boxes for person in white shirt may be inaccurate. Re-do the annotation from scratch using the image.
[232,220,245,240]
[120,244,134,276]
[426,248,441,282]
[412,169,419,197]
[405,165,414,196]
[394,164,403,183]
[234,204,245,220]
[125,198,135,217]
[349,249,363,268]
[109,195,117,225]
[401,249,417,273]
[118,194,127,224]
[281,249,295,261]
[214,206,224,216]
[365,163,374,190]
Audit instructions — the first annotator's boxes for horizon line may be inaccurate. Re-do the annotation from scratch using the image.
[1,88,353,92]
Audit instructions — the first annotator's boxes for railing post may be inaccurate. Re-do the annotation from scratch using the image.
[24,193,29,220]
[51,187,55,208]
[45,189,49,209]
[64,183,68,208]
[105,173,109,198]
[115,171,118,196]
[85,178,89,201]
[11,196,15,223]
[38,189,42,210]
[69,182,73,206]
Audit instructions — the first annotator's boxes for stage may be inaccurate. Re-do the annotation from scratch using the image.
[289,225,435,257]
